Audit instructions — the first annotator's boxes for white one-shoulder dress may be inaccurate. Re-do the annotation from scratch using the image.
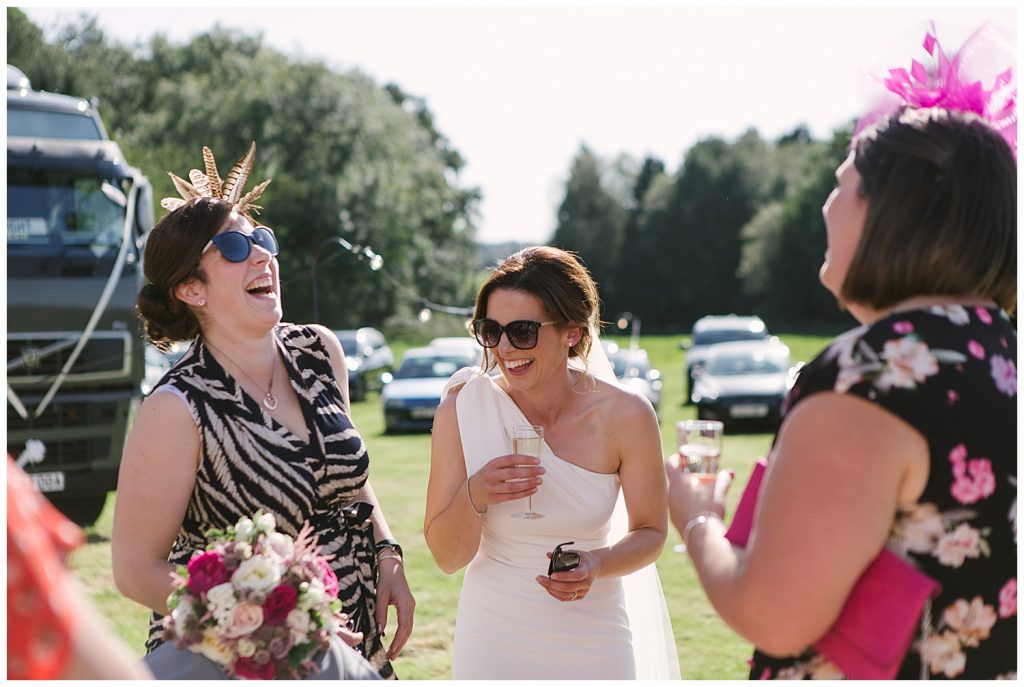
[446,369,636,680]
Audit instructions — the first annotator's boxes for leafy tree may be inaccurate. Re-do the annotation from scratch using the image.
[551,145,630,316]
[7,14,479,333]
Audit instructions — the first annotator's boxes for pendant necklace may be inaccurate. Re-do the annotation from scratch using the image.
[205,339,279,411]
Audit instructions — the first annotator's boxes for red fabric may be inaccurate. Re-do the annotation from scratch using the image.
[7,457,85,680]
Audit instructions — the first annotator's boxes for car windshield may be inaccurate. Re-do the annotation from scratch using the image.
[608,352,648,378]
[395,354,475,380]
[692,328,767,346]
[7,169,126,256]
[707,352,789,376]
[8,108,103,140]
[336,335,358,356]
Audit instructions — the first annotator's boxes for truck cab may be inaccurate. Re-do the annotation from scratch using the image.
[7,64,154,525]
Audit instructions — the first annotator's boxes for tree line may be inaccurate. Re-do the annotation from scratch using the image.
[9,9,856,337]
[551,128,859,333]
[7,9,479,337]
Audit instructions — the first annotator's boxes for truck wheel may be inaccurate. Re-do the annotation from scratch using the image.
[51,495,108,527]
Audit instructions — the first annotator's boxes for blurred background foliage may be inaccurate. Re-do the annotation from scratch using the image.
[8,8,857,336]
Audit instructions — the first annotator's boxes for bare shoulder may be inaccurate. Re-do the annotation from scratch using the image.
[591,375,657,423]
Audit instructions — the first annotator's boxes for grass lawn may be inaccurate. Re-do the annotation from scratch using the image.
[68,331,835,679]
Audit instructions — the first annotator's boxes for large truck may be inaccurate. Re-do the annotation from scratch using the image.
[7,64,154,525]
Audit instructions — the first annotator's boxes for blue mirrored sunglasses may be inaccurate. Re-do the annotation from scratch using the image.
[202,226,279,262]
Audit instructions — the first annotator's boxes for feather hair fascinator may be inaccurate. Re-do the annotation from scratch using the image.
[854,21,1017,157]
[160,142,272,222]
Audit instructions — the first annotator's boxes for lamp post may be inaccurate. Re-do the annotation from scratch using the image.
[617,312,641,350]
[310,236,383,323]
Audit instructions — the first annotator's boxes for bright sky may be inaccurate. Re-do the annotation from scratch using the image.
[20,5,1018,245]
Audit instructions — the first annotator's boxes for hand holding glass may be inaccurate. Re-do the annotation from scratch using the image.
[673,420,723,553]
[678,420,723,484]
[511,424,544,519]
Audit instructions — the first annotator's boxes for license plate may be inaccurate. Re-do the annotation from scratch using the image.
[31,471,66,493]
[730,404,769,418]
[409,406,436,420]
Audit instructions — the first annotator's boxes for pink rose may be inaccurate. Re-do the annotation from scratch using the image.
[223,602,265,639]
[999,578,1016,618]
[268,632,294,659]
[263,584,299,625]
[893,320,914,334]
[967,340,985,360]
[976,307,993,325]
[187,551,230,595]
[233,656,275,680]
[318,559,340,598]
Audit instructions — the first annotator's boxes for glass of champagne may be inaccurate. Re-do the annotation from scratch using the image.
[510,424,544,520]
[673,419,723,552]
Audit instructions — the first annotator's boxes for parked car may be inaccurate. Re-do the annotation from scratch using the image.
[333,327,393,402]
[382,346,479,433]
[690,340,798,429]
[682,315,771,404]
[604,342,663,411]
[428,336,484,361]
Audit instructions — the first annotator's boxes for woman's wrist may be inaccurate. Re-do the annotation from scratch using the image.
[466,475,487,516]
[683,511,722,548]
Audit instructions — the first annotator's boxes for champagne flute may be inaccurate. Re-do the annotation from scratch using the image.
[673,419,723,553]
[510,424,544,520]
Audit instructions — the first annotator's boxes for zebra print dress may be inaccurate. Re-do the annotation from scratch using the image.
[144,323,394,679]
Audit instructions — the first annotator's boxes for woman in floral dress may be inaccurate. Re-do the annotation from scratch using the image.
[665,32,1016,680]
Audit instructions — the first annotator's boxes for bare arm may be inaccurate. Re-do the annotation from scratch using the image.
[111,391,200,615]
[538,391,667,599]
[670,393,927,656]
[62,581,153,679]
[423,387,545,573]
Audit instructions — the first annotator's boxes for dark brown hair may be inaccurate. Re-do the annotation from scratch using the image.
[843,107,1017,313]
[136,197,233,349]
[473,246,601,372]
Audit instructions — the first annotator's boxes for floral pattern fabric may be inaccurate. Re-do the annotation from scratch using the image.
[751,306,1016,680]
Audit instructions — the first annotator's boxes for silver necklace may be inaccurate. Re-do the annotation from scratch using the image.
[205,339,279,411]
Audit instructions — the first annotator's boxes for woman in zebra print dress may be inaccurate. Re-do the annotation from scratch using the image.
[111,193,413,679]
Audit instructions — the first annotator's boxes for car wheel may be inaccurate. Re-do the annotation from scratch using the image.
[51,494,108,527]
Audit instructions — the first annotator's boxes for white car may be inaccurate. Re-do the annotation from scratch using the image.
[381,346,479,433]
[683,315,771,404]
[604,342,663,411]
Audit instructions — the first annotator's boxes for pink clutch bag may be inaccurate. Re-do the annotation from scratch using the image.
[725,459,940,679]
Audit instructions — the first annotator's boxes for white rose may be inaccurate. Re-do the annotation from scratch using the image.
[192,628,233,665]
[287,608,313,644]
[232,555,281,593]
[206,582,237,610]
[236,638,257,658]
[234,517,255,540]
[263,532,294,560]
[257,512,277,532]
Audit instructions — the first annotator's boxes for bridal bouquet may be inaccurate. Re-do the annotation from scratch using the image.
[162,511,346,680]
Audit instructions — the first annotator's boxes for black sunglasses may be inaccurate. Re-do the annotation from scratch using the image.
[471,318,556,350]
[202,226,279,263]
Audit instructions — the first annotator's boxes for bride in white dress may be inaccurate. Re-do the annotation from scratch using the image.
[424,246,679,679]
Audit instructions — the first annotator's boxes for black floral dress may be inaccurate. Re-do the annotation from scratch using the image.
[145,323,395,679]
[751,305,1016,680]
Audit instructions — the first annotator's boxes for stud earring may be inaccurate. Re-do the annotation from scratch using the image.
[197,299,206,307]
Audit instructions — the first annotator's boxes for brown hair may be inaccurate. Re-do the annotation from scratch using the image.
[136,197,233,349]
[473,246,601,372]
[842,107,1017,314]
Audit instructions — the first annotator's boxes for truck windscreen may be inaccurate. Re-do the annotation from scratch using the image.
[8,108,103,140]
[7,169,126,256]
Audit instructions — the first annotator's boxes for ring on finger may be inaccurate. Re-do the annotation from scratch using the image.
[571,591,578,600]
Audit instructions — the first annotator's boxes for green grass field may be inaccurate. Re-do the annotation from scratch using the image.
[68,332,835,679]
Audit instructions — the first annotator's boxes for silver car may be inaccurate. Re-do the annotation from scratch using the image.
[682,315,770,404]
[604,343,663,411]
